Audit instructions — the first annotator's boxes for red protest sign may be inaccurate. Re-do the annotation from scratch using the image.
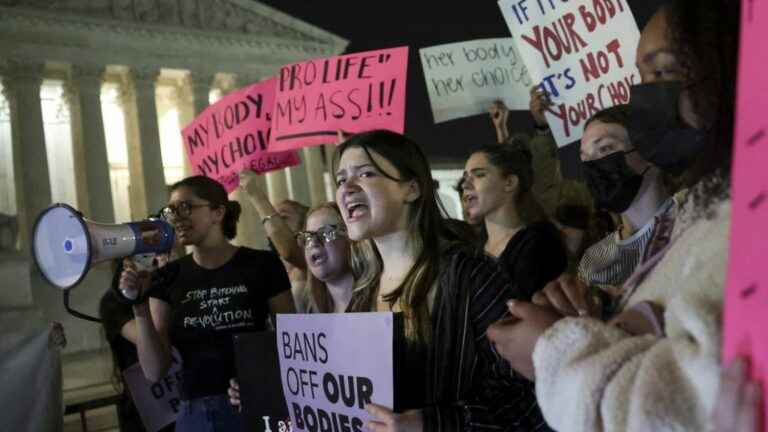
[269,46,409,151]
[182,78,300,193]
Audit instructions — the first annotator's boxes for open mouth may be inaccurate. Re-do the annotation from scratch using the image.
[345,201,369,221]
[465,194,478,208]
[310,250,327,266]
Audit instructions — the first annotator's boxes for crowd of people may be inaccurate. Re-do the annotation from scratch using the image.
[101,0,762,431]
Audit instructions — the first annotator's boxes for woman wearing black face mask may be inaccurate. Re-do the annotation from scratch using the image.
[486,0,740,430]
[577,105,676,315]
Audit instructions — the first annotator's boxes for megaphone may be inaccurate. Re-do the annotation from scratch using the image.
[32,203,175,321]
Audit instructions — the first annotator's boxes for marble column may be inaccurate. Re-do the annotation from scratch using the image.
[188,71,214,116]
[266,169,291,204]
[67,64,115,222]
[177,71,214,178]
[286,150,311,206]
[1,60,52,253]
[303,146,327,207]
[126,66,167,217]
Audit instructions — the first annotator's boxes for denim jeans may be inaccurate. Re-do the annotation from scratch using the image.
[175,394,242,432]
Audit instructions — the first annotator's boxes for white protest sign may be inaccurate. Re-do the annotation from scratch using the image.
[123,349,183,432]
[498,0,641,146]
[420,38,533,123]
[277,313,394,432]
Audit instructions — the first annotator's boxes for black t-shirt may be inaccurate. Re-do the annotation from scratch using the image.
[150,247,290,400]
[496,221,567,300]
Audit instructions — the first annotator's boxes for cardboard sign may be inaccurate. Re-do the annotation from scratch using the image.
[270,47,409,151]
[122,349,183,432]
[234,332,293,432]
[182,78,300,192]
[276,313,394,432]
[723,0,768,428]
[420,38,533,123]
[498,0,641,147]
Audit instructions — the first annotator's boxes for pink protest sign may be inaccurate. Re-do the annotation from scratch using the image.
[270,47,409,151]
[723,0,768,428]
[276,313,394,432]
[182,78,300,192]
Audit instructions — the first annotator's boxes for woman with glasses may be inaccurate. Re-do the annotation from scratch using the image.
[228,201,368,407]
[119,175,295,432]
[297,202,363,313]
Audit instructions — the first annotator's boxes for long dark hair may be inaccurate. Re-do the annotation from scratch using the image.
[666,0,739,208]
[170,176,242,239]
[336,130,465,343]
[470,142,534,205]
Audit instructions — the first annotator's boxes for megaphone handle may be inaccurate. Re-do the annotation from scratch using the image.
[62,290,102,323]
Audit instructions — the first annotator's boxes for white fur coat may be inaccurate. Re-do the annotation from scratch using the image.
[533,192,730,432]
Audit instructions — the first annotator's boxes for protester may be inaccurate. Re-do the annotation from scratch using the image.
[227,201,371,408]
[335,130,547,431]
[487,0,739,429]
[489,93,593,220]
[298,202,361,313]
[535,104,677,317]
[119,175,295,432]
[463,143,566,299]
[100,251,175,432]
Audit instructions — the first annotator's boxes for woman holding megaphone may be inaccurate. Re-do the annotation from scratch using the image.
[120,175,295,432]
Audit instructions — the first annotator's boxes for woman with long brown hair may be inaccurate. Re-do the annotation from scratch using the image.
[334,130,547,431]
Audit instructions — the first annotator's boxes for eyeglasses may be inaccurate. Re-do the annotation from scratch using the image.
[295,225,347,249]
[160,201,213,221]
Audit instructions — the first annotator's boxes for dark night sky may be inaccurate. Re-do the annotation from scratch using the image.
[259,1,664,171]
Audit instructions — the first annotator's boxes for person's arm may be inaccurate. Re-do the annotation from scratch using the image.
[132,298,172,382]
[269,291,297,314]
[239,171,306,269]
[489,100,510,144]
[526,86,564,218]
[120,265,173,382]
[532,204,730,431]
[120,320,137,344]
[422,252,546,432]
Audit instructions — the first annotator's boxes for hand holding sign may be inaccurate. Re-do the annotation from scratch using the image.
[366,404,423,432]
[529,85,552,128]
[498,0,641,147]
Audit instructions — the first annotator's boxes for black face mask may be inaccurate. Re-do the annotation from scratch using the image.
[627,82,707,176]
[583,151,646,213]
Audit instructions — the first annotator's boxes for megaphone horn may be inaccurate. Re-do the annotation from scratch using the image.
[32,204,175,321]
